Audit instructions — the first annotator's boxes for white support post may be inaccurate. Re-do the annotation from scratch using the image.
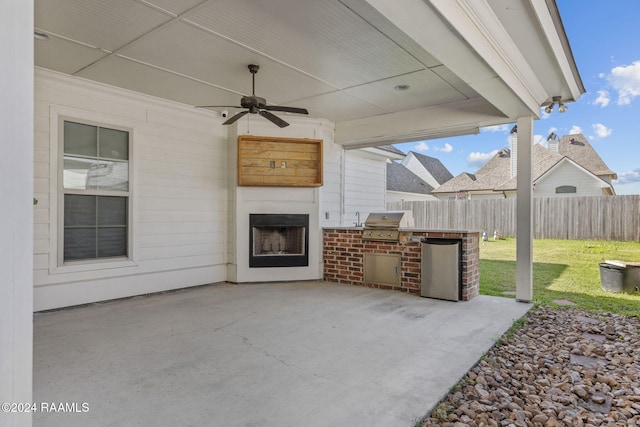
[515,117,533,302]
[0,1,34,426]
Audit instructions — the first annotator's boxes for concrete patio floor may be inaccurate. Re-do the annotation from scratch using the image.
[34,281,530,427]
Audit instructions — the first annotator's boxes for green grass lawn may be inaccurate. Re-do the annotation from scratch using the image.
[480,238,640,316]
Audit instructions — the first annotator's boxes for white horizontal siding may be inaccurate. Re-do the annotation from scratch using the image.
[34,69,228,310]
[344,150,386,222]
[535,163,606,197]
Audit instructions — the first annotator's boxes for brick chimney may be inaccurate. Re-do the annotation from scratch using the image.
[509,125,517,179]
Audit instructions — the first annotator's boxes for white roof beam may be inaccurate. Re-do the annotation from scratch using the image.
[335,98,508,147]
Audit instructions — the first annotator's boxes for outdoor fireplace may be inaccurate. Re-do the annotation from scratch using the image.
[249,214,309,268]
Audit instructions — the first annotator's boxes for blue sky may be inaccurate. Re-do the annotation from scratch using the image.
[396,0,640,195]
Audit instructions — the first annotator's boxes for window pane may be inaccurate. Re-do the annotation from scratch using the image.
[97,228,127,258]
[86,161,129,191]
[99,128,128,161]
[64,228,97,260]
[98,196,127,226]
[64,195,96,227]
[63,156,99,190]
[64,121,97,157]
[556,185,577,194]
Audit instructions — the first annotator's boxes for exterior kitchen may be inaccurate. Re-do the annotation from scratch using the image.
[323,212,480,301]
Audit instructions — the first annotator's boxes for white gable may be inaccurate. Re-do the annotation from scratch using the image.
[534,158,613,197]
[402,153,440,189]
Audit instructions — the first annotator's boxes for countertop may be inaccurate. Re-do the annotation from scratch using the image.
[323,227,481,234]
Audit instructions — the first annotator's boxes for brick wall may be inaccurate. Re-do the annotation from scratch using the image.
[323,229,480,300]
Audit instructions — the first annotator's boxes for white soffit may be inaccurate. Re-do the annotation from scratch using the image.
[77,56,241,108]
[138,0,205,16]
[35,0,171,52]
[290,90,387,123]
[182,0,425,88]
[32,0,584,133]
[117,22,337,104]
[343,70,468,111]
[34,36,109,75]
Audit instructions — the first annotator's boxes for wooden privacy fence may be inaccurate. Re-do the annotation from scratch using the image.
[388,195,640,241]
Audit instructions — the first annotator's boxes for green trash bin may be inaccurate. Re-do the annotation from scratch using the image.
[599,263,625,293]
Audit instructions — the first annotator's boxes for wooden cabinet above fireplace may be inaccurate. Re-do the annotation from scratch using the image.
[238,135,323,187]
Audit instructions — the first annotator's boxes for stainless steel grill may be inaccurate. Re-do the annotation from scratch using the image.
[362,211,414,241]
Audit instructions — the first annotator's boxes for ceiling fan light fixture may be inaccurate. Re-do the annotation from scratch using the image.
[195,64,309,128]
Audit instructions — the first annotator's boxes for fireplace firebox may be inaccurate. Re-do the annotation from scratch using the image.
[249,214,309,268]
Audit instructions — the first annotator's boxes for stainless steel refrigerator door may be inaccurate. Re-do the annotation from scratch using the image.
[421,241,460,301]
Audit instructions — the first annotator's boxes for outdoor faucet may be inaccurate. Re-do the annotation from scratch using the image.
[354,212,361,227]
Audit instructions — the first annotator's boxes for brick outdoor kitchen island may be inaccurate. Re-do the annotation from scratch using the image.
[323,228,480,301]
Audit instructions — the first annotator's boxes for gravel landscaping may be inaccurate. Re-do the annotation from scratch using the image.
[420,306,640,427]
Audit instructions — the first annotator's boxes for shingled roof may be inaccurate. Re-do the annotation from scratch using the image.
[558,134,617,179]
[386,162,434,194]
[433,133,615,194]
[376,145,406,156]
[406,151,454,185]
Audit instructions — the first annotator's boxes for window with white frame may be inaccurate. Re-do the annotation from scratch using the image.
[61,120,130,262]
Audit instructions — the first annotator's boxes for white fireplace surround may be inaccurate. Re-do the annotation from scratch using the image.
[228,190,322,283]
[227,119,332,283]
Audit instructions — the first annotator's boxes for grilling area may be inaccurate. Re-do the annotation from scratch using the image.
[324,211,480,301]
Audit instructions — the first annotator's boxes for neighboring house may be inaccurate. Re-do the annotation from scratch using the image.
[402,151,454,189]
[386,161,435,202]
[386,151,454,202]
[433,131,616,199]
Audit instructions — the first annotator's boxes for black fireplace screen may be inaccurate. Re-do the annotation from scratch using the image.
[249,214,309,268]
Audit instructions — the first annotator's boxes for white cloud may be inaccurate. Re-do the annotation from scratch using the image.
[467,150,499,168]
[607,60,640,105]
[593,90,610,107]
[534,134,545,146]
[615,168,640,184]
[592,123,612,138]
[435,143,453,153]
[569,125,583,135]
[482,124,510,133]
[413,141,429,152]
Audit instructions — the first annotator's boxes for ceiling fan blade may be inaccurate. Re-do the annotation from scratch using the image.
[223,110,249,125]
[259,110,289,128]
[264,105,309,115]
[196,105,242,109]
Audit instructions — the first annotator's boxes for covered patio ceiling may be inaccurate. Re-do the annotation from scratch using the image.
[34,0,584,147]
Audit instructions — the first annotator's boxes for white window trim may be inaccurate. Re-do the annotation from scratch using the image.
[49,106,138,274]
